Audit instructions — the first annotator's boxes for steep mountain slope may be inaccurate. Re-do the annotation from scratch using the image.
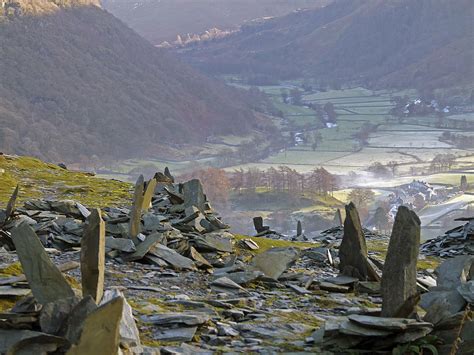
[0,5,263,163]
[103,0,331,45]
[180,0,474,90]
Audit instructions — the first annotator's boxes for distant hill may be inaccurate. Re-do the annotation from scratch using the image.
[102,0,330,45]
[0,4,264,163]
[180,0,474,91]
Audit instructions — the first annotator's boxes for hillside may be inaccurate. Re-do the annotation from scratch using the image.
[103,0,330,45]
[0,5,264,163]
[0,154,131,207]
[180,0,474,90]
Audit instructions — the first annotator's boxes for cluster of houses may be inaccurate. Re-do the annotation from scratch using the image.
[386,180,450,220]
[401,99,450,116]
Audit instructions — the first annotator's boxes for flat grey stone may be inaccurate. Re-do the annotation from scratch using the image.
[105,237,136,253]
[153,327,197,342]
[0,286,31,297]
[141,312,210,326]
[192,233,233,253]
[148,244,196,271]
[251,247,299,280]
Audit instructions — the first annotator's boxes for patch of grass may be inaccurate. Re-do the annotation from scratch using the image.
[0,299,16,312]
[0,155,132,208]
[417,256,440,271]
[0,262,23,277]
[233,234,314,254]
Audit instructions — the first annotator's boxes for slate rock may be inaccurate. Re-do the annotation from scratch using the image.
[182,179,206,212]
[381,206,421,318]
[251,247,299,280]
[61,296,98,344]
[141,312,210,326]
[67,296,123,354]
[101,289,141,349]
[148,243,196,271]
[80,209,106,303]
[105,237,136,253]
[39,296,80,335]
[192,232,233,253]
[457,280,474,303]
[435,255,473,290]
[223,270,264,285]
[129,175,145,239]
[152,327,197,342]
[142,177,158,211]
[339,203,379,281]
[421,290,467,324]
[11,222,75,304]
[124,232,164,262]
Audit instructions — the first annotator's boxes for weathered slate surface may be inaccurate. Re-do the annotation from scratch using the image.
[129,175,145,239]
[81,209,106,303]
[4,185,19,224]
[142,177,158,211]
[67,296,123,355]
[11,222,74,304]
[182,179,206,212]
[339,203,379,281]
[251,247,299,280]
[381,206,421,318]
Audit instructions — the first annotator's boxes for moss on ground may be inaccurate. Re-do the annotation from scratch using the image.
[0,298,16,312]
[0,155,131,208]
[0,262,23,277]
[233,234,314,254]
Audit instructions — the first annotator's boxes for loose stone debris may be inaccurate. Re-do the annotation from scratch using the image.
[0,174,472,354]
[421,217,474,257]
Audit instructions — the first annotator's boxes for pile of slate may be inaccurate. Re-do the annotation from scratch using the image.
[315,225,386,245]
[421,217,474,257]
[0,173,235,272]
[0,211,149,354]
[314,203,473,354]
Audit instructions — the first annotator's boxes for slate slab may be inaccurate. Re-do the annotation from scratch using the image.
[11,222,74,304]
[81,209,106,303]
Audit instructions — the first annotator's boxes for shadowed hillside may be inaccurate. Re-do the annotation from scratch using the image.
[103,0,331,45]
[180,0,474,90]
[0,6,264,163]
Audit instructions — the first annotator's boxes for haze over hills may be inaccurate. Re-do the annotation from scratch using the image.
[0,2,266,163]
[180,0,474,91]
[102,0,331,45]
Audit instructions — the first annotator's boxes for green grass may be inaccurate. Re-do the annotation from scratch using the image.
[0,155,132,208]
[233,234,314,254]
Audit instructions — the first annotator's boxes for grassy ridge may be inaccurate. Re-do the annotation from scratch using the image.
[0,155,131,207]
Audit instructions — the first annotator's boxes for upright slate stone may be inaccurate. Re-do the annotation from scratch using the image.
[253,217,268,234]
[81,209,105,303]
[4,184,19,223]
[66,297,123,355]
[11,222,75,304]
[182,179,206,212]
[164,167,175,183]
[129,175,145,239]
[381,206,421,317]
[339,203,379,281]
[296,220,303,236]
[141,177,158,212]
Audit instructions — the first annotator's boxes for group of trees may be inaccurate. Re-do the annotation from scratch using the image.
[429,154,456,173]
[230,166,339,195]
